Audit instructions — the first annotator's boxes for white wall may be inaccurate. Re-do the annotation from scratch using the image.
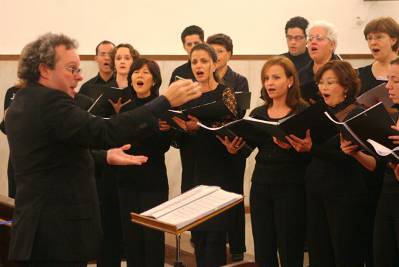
[1,0,399,55]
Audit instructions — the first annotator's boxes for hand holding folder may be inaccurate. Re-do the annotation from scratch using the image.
[325,102,397,157]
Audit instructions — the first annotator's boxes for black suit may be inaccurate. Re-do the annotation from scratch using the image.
[5,83,166,261]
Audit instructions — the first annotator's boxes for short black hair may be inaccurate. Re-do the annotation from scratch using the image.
[95,40,115,55]
[127,58,162,97]
[206,33,233,55]
[181,25,204,44]
[285,16,309,36]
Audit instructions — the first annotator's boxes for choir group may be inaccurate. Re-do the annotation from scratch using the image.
[3,15,399,267]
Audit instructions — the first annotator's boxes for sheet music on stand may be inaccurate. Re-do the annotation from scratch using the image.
[131,185,243,267]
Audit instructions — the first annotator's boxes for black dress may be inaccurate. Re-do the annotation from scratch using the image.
[117,94,171,267]
[249,103,309,267]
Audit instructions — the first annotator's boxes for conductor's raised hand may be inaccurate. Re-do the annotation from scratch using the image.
[106,144,148,165]
[163,79,202,107]
[285,129,312,152]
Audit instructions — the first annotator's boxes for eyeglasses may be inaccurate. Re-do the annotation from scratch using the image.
[366,34,387,42]
[64,66,82,75]
[98,52,111,57]
[317,80,339,88]
[308,35,329,42]
[286,35,305,41]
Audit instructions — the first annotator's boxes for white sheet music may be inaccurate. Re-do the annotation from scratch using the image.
[140,185,242,229]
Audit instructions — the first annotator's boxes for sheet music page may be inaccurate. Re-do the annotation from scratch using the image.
[140,185,220,218]
[156,189,242,229]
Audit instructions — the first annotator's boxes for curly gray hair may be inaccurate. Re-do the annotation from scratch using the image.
[17,33,78,86]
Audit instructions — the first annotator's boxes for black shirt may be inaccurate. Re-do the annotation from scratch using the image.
[117,94,171,191]
[281,50,312,73]
[358,64,387,95]
[79,73,113,99]
[305,99,369,195]
[250,103,310,185]
[169,60,195,84]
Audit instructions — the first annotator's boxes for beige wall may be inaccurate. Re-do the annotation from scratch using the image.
[1,0,399,55]
[0,58,372,203]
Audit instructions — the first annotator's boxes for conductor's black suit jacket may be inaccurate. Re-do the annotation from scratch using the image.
[5,84,161,261]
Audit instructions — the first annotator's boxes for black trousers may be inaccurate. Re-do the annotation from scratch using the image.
[227,202,246,254]
[8,159,15,198]
[118,187,167,267]
[307,190,368,267]
[227,159,246,255]
[250,183,306,267]
[374,192,399,267]
[96,174,123,267]
[191,230,227,267]
[17,261,87,267]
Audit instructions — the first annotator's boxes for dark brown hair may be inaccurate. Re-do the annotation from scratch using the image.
[261,56,305,109]
[315,60,360,99]
[206,33,233,55]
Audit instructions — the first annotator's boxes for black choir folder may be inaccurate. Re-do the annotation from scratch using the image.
[87,86,130,116]
[164,91,251,122]
[356,82,393,110]
[198,102,337,145]
[131,185,243,234]
[324,101,397,157]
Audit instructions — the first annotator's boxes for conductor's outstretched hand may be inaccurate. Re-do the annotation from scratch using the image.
[106,144,148,165]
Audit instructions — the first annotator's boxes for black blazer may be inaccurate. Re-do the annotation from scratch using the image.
[5,84,161,261]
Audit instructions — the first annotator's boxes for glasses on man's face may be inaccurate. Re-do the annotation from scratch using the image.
[98,52,111,57]
[64,66,82,75]
[286,35,305,41]
[317,79,339,88]
[308,35,328,42]
[366,34,387,42]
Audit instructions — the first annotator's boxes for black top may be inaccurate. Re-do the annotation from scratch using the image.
[117,94,171,192]
[358,64,388,95]
[169,60,195,84]
[79,73,114,96]
[0,86,18,134]
[381,112,399,194]
[5,83,169,260]
[305,98,369,195]
[281,50,312,73]
[250,103,310,184]
[222,66,250,119]
[187,84,238,230]
[299,54,340,104]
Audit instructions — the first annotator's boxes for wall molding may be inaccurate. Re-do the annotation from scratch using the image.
[0,54,373,61]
